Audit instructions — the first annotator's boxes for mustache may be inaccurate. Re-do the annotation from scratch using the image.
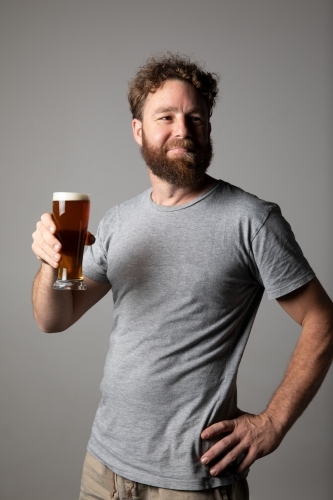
[163,139,197,153]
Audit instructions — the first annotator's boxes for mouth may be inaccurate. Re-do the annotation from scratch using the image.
[167,147,191,155]
[164,139,197,155]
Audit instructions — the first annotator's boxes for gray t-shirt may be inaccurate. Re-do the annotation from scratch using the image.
[83,180,314,490]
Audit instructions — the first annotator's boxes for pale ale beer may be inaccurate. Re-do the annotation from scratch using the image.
[52,192,90,290]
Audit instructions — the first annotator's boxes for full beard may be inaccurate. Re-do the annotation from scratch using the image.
[140,132,213,188]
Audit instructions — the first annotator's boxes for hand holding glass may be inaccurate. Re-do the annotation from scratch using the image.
[52,192,90,290]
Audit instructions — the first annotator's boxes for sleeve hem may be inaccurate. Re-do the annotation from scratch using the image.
[267,271,316,300]
[83,271,110,285]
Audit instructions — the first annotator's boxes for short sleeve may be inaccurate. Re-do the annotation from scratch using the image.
[83,223,110,284]
[251,206,315,300]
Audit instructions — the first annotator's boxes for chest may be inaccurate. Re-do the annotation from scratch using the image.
[106,210,259,303]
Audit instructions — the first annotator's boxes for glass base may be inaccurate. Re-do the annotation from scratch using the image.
[53,279,87,290]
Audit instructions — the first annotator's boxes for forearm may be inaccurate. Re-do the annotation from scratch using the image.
[201,279,333,475]
[33,263,75,332]
[32,213,107,332]
[200,320,333,476]
[264,315,333,437]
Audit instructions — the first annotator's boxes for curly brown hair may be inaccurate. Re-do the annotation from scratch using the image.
[128,53,220,120]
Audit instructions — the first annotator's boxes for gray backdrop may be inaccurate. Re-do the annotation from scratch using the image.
[1,1,332,499]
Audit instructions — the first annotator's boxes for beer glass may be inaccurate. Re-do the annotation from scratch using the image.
[52,192,90,290]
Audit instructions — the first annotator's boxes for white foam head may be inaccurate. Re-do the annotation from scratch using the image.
[53,192,90,201]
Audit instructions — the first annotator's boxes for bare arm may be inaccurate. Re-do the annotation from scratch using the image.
[32,213,111,332]
[200,277,333,475]
[264,277,333,434]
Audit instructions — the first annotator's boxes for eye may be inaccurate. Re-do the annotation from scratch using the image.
[190,115,203,124]
[159,115,173,121]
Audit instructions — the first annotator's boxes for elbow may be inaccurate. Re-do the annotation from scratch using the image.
[39,325,64,334]
[34,315,69,334]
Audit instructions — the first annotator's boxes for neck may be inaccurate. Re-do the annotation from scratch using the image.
[148,171,218,206]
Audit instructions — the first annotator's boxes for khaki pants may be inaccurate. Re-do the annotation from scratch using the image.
[79,452,249,500]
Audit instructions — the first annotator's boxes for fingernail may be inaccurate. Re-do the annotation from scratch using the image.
[50,226,56,233]
[210,468,217,476]
[201,432,208,439]
[201,457,208,465]
[54,244,60,251]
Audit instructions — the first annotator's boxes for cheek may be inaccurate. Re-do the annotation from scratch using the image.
[197,129,210,146]
[148,128,171,146]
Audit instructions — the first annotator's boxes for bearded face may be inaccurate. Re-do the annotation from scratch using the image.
[140,131,213,189]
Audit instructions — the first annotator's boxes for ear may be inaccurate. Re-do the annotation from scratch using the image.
[132,119,143,146]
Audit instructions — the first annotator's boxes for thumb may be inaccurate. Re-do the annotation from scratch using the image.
[85,231,95,246]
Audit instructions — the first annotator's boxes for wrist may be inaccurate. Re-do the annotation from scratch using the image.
[37,256,51,265]
[261,408,289,441]
[38,261,59,282]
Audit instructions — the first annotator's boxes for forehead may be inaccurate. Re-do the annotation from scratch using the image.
[142,79,208,117]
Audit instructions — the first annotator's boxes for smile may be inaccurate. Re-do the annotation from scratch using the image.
[167,147,194,155]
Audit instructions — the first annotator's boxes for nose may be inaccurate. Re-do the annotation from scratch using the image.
[174,116,191,138]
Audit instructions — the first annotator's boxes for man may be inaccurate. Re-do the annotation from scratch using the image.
[32,54,333,500]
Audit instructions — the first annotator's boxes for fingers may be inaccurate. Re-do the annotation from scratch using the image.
[200,420,238,476]
[85,231,95,246]
[32,213,95,266]
[201,422,240,475]
[206,443,251,477]
[201,420,234,439]
[32,213,62,268]
[235,449,257,474]
[200,413,280,477]
[201,433,255,476]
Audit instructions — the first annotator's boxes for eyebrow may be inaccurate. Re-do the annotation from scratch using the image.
[152,106,206,116]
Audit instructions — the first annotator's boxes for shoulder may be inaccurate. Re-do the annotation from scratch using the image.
[95,189,150,242]
[211,181,280,232]
[100,189,150,225]
[216,181,277,214]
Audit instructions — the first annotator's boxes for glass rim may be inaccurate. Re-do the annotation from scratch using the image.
[53,192,90,201]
